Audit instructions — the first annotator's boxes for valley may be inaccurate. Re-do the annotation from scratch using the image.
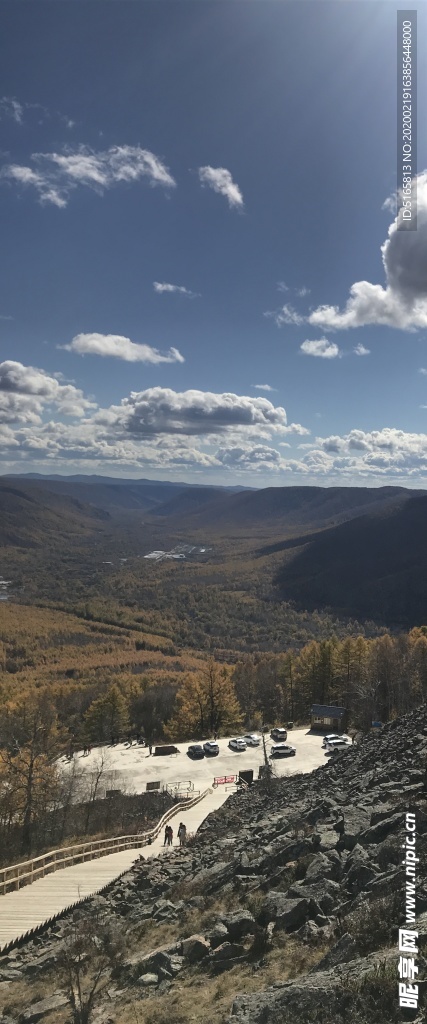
[1,476,426,1023]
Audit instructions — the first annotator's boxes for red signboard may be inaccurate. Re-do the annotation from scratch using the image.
[213,774,236,786]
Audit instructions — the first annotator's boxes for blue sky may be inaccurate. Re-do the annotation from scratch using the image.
[1,0,427,486]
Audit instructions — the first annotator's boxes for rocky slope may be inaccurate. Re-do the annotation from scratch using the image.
[1,707,427,1023]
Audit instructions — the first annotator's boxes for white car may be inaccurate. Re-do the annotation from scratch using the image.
[322,733,350,748]
[203,740,219,756]
[243,733,261,747]
[270,727,288,742]
[270,743,296,758]
[325,738,350,755]
[228,737,247,752]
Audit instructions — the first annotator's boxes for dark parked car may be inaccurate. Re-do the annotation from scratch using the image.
[187,744,205,759]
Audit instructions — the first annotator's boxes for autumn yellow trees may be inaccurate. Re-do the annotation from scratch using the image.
[168,659,242,739]
[0,690,65,854]
[230,630,427,730]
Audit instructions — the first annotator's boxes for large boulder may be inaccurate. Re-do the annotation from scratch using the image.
[121,943,182,982]
[152,898,183,921]
[205,923,229,949]
[191,861,235,893]
[137,973,158,987]
[345,843,379,891]
[19,993,68,1023]
[220,911,256,941]
[310,932,358,972]
[338,807,372,849]
[358,812,404,846]
[287,879,341,916]
[259,893,319,932]
[0,968,23,982]
[304,852,340,883]
[311,826,339,852]
[211,942,246,962]
[181,935,211,962]
[226,949,397,1023]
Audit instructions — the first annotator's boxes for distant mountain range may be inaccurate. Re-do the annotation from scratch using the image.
[149,483,424,532]
[0,475,251,515]
[5,472,251,491]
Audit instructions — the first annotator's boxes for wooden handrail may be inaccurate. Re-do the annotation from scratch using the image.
[0,788,211,895]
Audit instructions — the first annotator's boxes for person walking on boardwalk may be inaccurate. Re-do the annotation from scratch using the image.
[164,826,169,846]
[167,825,173,846]
[178,822,187,846]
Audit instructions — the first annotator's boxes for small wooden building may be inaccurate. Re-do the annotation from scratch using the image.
[310,704,347,732]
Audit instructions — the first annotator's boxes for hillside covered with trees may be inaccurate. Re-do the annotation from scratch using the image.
[2,478,427,866]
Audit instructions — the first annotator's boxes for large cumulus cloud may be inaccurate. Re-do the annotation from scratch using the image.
[308,171,427,330]
[97,388,292,437]
[0,361,95,424]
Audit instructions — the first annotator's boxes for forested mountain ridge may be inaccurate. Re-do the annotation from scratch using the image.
[149,483,423,531]
[0,481,110,549]
[274,492,427,626]
[1,475,250,514]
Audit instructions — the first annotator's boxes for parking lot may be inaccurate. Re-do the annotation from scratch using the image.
[61,728,332,797]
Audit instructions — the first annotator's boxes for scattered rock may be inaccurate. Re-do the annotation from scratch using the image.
[210,942,247,962]
[137,973,158,986]
[259,894,318,931]
[19,992,68,1023]
[206,922,229,948]
[220,911,256,941]
[181,935,211,962]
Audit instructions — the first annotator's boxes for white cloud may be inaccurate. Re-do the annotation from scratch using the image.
[265,303,304,327]
[61,333,185,364]
[3,365,427,483]
[419,368,427,375]
[252,384,276,392]
[354,343,370,356]
[100,388,290,438]
[300,338,340,359]
[308,171,427,331]
[0,97,24,123]
[281,423,310,436]
[198,166,243,209]
[153,282,199,298]
[0,97,76,130]
[1,144,176,207]
[0,360,95,424]
[314,427,427,473]
[382,192,398,215]
[215,444,288,472]
[296,286,311,297]
[240,425,427,481]
[0,365,313,476]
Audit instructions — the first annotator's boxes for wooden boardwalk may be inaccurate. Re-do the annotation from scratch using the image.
[0,787,230,950]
